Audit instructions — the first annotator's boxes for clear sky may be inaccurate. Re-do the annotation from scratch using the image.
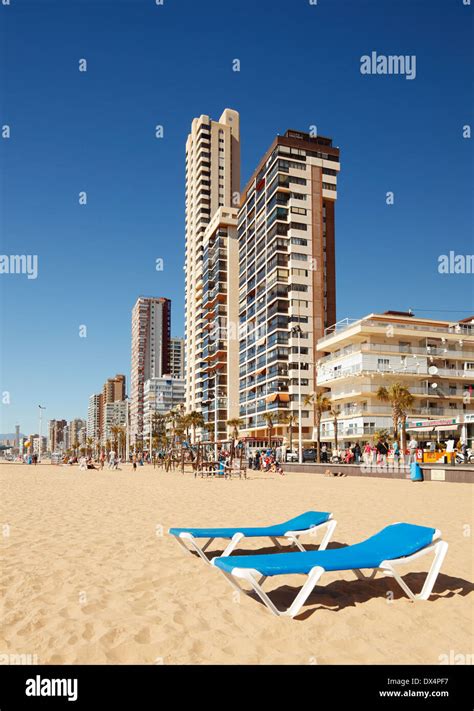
[0,0,472,434]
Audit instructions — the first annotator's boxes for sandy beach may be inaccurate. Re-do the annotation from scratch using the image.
[1,463,472,665]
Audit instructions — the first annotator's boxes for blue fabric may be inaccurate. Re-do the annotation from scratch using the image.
[214,523,436,576]
[169,511,331,539]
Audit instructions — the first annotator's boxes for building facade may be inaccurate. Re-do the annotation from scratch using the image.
[237,129,340,442]
[103,374,126,404]
[130,296,171,442]
[69,418,87,448]
[184,108,240,417]
[170,338,185,379]
[102,400,127,445]
[199,207,240,439]
[316,311,474,446]
[87,394,103,442]
[143,377,185,441]
[47,419,68,452]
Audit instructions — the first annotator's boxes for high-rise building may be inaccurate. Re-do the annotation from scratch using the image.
[170,338,185,379]
[237,129,340,443]
[199,207,240,439]
[103,374,126,404]
[69,418,87,448]
[184,108,240,417]
[15,424,20,450]
[87,394,103,441]
[143,376,185,442]
[130,297,171,442]
[316,311,474,447]
[102,401,127,446]
[47,419,68,452]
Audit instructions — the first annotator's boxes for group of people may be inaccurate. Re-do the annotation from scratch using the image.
[320,438,418,466]
[248,449,284,475]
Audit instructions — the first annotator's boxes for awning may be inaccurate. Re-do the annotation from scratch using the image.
[406,424,460,432]
[265,392,290,403]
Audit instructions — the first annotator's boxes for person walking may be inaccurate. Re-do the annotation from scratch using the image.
[408,437,418,464]
[376,438,389,466]
[352,442,361,464]
[392,440,400,465]
[132,453,137,471]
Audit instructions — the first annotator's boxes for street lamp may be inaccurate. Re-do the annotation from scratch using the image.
[291,325,303,465]
[38,405,46,462]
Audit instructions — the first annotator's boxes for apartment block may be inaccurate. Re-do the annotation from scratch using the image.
[143,376,186,441]
[184,108,240,418]
[316,311,474,446]
[69,418,87,448]
[103,374,126,404]
[47,419,67,452]
[170,338,185,379]
[87,394,103,442]
[130,296,171,442]
[238,129,340,442]
[102,400,127,445]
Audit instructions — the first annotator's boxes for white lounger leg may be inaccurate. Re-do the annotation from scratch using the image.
[284,518,337,552]
[380,540,448,601]
[221,532,245,557]
[218,565,326,618]
[175,533,216,564]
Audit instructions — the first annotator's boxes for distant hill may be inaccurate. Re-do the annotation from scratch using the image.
[0,433,25,440]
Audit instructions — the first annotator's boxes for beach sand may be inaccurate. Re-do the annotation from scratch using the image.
[1,463,472,665]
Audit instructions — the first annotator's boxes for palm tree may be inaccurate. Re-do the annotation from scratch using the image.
[86,437,93,457]
[72,440,79,456]
[278,412,298,452]
[304,389,331,462]
[181,413,192,441]
[376,383,414,453]
[165,409,179,446]
[262,412,276,448]
[329,405,341,452]
[374,427,391,444]
[188,411,204,444]
[118,427,126,458]
[203,422,214,442]
[227,418,241,441]
[110,425,121,455]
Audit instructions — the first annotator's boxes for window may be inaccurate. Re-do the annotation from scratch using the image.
[377,358,390,371]
[291,237,308,246]
[290,222,308,231]
[290,206,307,215]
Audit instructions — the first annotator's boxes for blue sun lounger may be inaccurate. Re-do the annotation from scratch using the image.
[169,511,337,564]
[212,522,448,617]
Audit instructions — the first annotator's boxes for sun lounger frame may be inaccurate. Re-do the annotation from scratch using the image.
[171,516,337,565]
[211,527,448,618]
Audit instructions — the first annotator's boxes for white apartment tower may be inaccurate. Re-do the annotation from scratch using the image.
[184,108,240,416]
[130,297,171,443]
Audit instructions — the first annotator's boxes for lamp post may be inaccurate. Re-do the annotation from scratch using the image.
[38,405,46,462]
[291,325,303,465]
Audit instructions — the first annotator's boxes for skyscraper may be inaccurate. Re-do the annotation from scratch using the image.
[169,338,185,379]
[237,129,340,444]
[130,296,171,442]
[47,419,68,452]
[184,108,240,418]
[103,374,126,404]
[87,394,103,442]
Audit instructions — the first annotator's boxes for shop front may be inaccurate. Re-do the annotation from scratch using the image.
[406,417,461,463]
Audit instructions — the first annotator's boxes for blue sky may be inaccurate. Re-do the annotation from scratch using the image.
[0,0,472,434]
